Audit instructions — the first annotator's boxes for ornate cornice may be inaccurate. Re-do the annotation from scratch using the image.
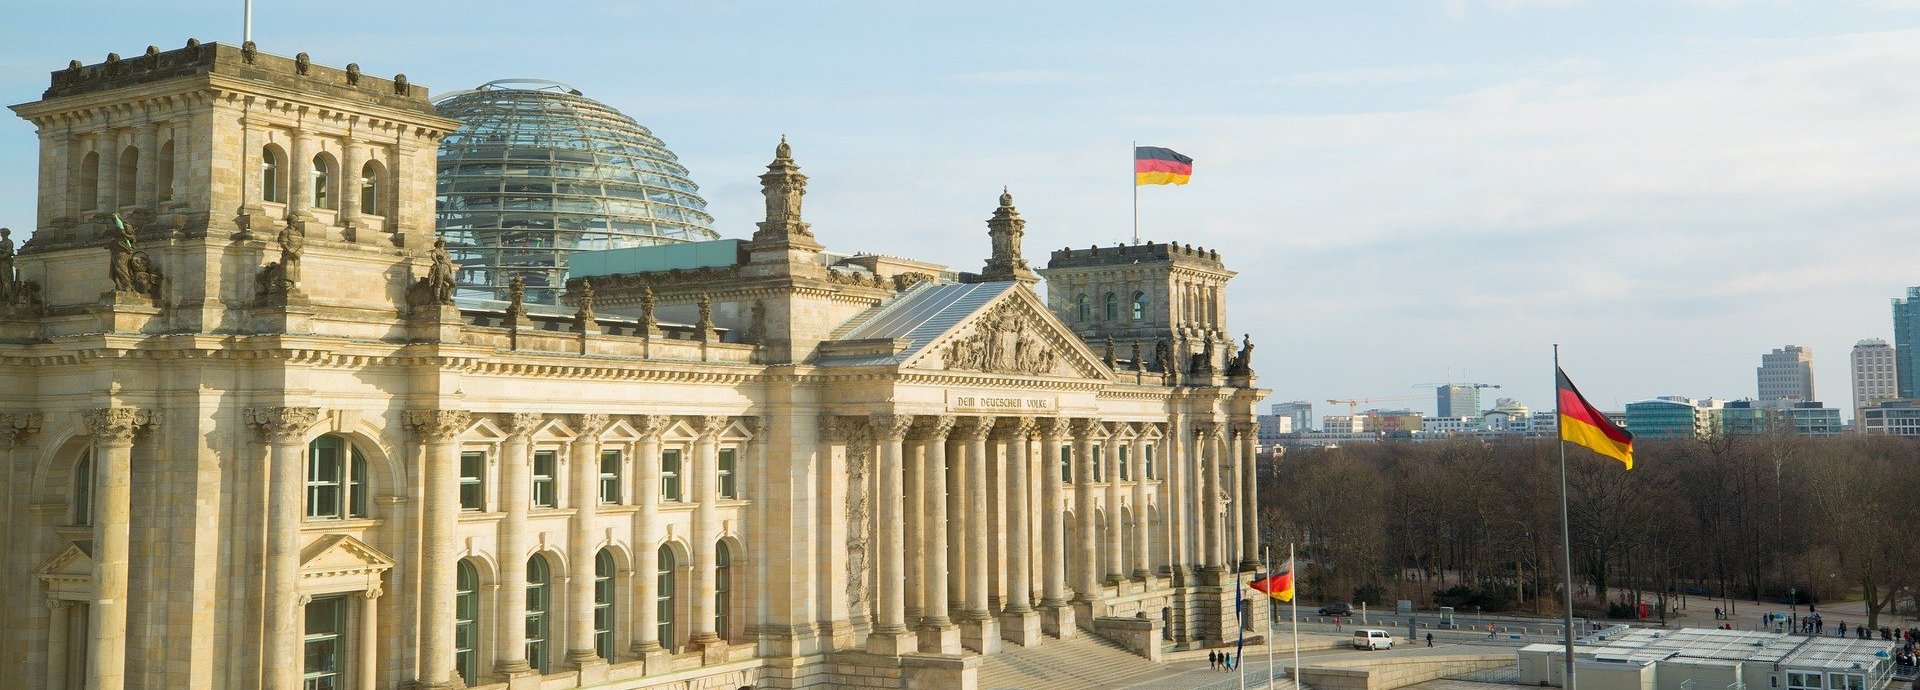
[403,409,470,441]
[245,406,321,444]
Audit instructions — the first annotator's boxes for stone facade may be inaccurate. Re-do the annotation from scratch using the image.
[0,43,1268,690]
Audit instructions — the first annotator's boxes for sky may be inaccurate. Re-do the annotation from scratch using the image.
[4,1,1920,419]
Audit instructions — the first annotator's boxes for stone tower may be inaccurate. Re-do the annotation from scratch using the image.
[978,188,1038,285]
[1038,242,1238,379]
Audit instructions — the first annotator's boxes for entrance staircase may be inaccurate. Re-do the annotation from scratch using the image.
[977,634,1167,690]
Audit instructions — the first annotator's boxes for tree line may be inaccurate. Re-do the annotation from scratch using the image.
[1257,434,1920,627]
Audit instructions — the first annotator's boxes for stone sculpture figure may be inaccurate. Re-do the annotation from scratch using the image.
[1190,339,1216,375]
[574,278,595,324]
[941,301,1057,375]
[639,285,657,332]
[1104,336,1117,369]
[1155,339,1171,372]
[1132,341,1145,372]
[426,238,455,304]
[697,293,713,332]
[745,300,767,345]
[1227,334,1256,376]
[276,225,304,291]
[0,228,14,302]
[506,274,525,317]
[109,216,138,292]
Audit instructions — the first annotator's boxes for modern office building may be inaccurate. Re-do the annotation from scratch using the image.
[1859,400,1920,437]
[1756,345,1814,403]
[1435,384,1480,418]
[1269,401,1313,434]
[434,80,719,304]
[0,43,1265,690]
[1721,400,1843,437]
[1894,287,1920,398]
[1623,397,1721,439]
[1850,338,1898,423]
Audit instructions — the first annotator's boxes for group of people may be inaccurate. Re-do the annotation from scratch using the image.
[1208,650,1238,671]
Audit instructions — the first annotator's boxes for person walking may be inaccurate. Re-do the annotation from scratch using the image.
[1487,623,1496,639]
[1427,632,1434,647]
[1209,650,1218,670]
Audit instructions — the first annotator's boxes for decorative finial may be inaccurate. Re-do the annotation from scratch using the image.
[1000,186,1012,207]
[775,135,791,160]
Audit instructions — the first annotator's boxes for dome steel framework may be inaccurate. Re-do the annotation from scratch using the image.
[434,79,718,303]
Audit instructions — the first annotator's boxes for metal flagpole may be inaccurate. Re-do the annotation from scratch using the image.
[1132,141,1140,245]
[1291,543,1300,690]
[244,0,253,43]
[1555,344,1578,690]
[1265,546,1276,689]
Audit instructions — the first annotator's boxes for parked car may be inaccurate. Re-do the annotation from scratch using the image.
[1319,602,1355,617]
[1352,629,1393,650]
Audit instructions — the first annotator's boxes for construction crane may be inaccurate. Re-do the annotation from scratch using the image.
[1325,396,1427,416]
[1411,382,1502,391]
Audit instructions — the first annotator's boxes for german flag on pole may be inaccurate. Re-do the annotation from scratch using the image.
[1250,569,1294,603]
[1557,367,1633,470]
[1135,146,1193,186]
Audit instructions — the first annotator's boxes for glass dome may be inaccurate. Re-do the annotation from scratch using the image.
[434,79,719,303]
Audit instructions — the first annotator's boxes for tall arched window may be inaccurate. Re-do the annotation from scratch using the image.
[455,559,480,684]
[116,146,139,208]
[77,151,100,212]
[714,541,732,642]
[261,145,284,204]
[359,160,384,215]
[526,555,551,673]
[312,153,337,210]
[306,436,369,520]
[1104,292,1118,321]
[156,140,175,203]
[1076,294,1090,322]
[72,448,95,526]
[594,549,616,660]
[657,545,676,652]
[1132,291,1147,320]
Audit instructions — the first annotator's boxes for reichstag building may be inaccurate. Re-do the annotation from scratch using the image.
[0,40,1266,690]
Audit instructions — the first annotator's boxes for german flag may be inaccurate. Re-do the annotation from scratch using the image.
[1135,146,1193,186]
[1557,367,1633,470]
[1250,569,1294,603]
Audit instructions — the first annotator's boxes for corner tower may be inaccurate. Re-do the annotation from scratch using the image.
[1039,241,1236,376]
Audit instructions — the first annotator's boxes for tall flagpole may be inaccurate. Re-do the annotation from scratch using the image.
[1555,344,1578,690]
[1265,546,1276,689]
[1131,141,1140,244]
[1291,543,1300,690]
[243,0,253,43]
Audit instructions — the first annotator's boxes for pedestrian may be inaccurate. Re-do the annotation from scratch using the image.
[1427,632,1434,647]
[1714,606,1722,620]
[1488,623,1496,639]
[1209,650,1218,669]
[1840,622,1847,638]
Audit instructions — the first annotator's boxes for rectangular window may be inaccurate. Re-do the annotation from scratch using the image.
[717,448,737,499]
[307,445,344,519]
[1118,445,1131,481]
[661,449,683,501]
[459,451,486,511]
[302,596,348,690]
[1145,444,1156,479]
[1060,445,1073,483]
[1092,445,1104,482]
[599,449,622,504]
[532,450,557,509]
[348,454,367,518]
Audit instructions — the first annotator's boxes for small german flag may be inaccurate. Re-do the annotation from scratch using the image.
[1557,367,1633,470]
[1135,146,1193,186]
[1250,569,1294,603]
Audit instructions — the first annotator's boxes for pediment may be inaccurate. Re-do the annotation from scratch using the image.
[300,534,395,580]
[902,287,1111,380]
[35,542,93,582]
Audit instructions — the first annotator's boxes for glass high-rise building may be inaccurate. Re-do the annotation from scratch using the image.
[1895,287,1920,398]
[434,79,718,303]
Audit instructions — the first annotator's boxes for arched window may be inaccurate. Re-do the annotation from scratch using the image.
[359,160,383,215]
[526,555,551,673]
[261,145,284,204]
[1132,291,1147,320]
[657,545,676,652]
[312,153,337,210]
[77,151,100,212]
[455,559,480,684]
[1076,294,1090,322]
[594,549,616,660]
[156,140,174,203]
[306,436,369,520]
[715,541,732,642]
[72,448,95,526]
[117,146,138,208]
[1104,292,1118,321]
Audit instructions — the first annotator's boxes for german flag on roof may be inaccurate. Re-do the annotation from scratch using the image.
[1135,146,1193,186]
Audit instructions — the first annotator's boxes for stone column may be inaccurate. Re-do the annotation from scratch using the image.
[999,418,1041,646]
[1071,420,1099,605]
[288,132,312,217]
[340,137,362,226]
[45,600,69,690]
[404,409,471,690]
[1195,422,1220,572]
[1104,425,1126,585]
[690,416,727,650]
[1132,433,1152,580]
[957,417,999,654]
[904,429,924,626]
[82,407,152,690]
[95,132,119,212]
[1038,418,1075,638]
[567,414,610,666]
[246,406,321,690]
[632,415,670,659]
[1226,427,1242,571]
[359,588,382,690]
[946,428,965,617]
[916,416,960,654]
[134,123,159,210]
[1167,419,1189,584]
[496,413,541,674]
[167,123,188,205]
[866,413,915,655]
[1237,423,1261,571]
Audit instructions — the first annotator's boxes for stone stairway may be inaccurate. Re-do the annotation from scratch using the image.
[977,634,1167,690]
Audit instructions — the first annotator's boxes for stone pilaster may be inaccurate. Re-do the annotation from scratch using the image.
[998,417,1042,646]
[865,413,915,655]
[690,415,728,656]
[1070,419,1099,605]
[631,414,670,663]
[134,123,159,211]
[1038,417,1075,638]
[1132,432,1153,580]
[1167,417,1190,587]
[1194,422,1221,573]
[957,417,1000,654]
[566,414,610,669]
[404,409,471,690]
[915,416,960,654]
[495,413,541,676]
[1236,422,1260,572]
[245,406,321,690]
[45,599,70,690]
[1105,424,1126,585]
[82,406,154,690]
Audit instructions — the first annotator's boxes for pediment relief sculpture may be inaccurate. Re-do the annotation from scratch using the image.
[939,299,1059,376]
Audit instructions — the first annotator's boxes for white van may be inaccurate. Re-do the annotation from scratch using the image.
[1352,629,1393,650]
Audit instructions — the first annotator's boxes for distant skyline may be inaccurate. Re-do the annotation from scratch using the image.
[5,1,1920,414]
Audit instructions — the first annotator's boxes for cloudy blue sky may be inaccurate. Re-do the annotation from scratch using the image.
[5,1,1920,419]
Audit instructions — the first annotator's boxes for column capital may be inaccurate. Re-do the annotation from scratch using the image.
[0,412,44,443]
[403,409,471,441]
[992,417,1038,439]
[635,414,672,440]
[1041,416,1073,441]
[868,413,914,441]
[572,413,611,438]
[1069,417,1102,437]
[913,414,957,440]
[1192,421,1221,440]
[1231,421,1256,436]
[504,412,544,440]
[46,598,70,610]
[361,586,384,600]
[697,414,729,440]
[83,407,154,445]
[955,416,995,442]
[245,406,321,444]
